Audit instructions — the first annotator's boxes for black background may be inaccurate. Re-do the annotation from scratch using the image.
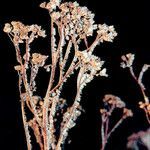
[0,0,150,150]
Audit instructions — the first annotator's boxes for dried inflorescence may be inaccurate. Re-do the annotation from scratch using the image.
[100,94,133,150]
[121,53,150,124]
[40,1,117,41]
[31,53,48,67]
[4,21,46,44]
[4,0,117,150]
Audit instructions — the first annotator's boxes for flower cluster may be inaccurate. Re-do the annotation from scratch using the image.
[139,101,150,115]
[3,21,46,44]
[123,108,133,118]
[60,2,97,39]
[100,94,133,120]
[76,50,107,77]
[14,65,22,72]
[100,94,133,150]
[103,94,126,108]
[97,24,117,42]
[40,0,61,12]
[41,1,97,40]
[121,53,135,68]
[31,53,48,67]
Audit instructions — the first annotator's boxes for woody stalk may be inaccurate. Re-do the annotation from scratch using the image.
[3,0,117,150]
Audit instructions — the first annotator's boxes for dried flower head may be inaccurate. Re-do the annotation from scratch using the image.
[14,65,22,71]
[121,53,135,68]
[76,50,106,76]
[3,23,12,33]
[59,2,97,39]
[3,21,46,44]
[139,101,150,115]
[40,0,61,11]
[100,94,133,150]
[32,53,48,67]
[97,24,117,42]
[103,94,126,108]
[123,108,133,118]
[41,1,97,40]
[100,108,107,114]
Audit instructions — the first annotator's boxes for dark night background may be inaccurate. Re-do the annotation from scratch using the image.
[0,0,150,150]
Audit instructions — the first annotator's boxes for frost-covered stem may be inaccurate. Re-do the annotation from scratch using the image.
[25,39,30,65]
[84,37,88,48]
[21,100,32,150]
[45,23,63,98]
[49,97,58,149]
[50,61,80,94]
[42,19,56,150]
[46,20,56,96]
[43,23,64,150]
[30,119,44,150]
[43,99,51,150]
[23,66,42,126]
[12,41,41,127]
[129,66,149,103]
[56,67,84,149]
[50,19,55,65]
[18,73,32,150]
[14,45,23,65]
[22,66,41,126]
[56,92,81,150]
[61,40,72,77]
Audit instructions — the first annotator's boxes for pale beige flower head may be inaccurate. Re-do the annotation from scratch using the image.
[61,2,97,39]
[3,21,46,44]
[97,24,117,42]
[121,53,135,68]
[3,23,12,33]
[14,65,22,71]
[76,50,105,76]
[103,94,126,108]
[40,0,61,11]
[123,108,133,118]
[32,53,48,67]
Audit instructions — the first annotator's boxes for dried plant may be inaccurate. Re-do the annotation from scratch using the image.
[127,128,150,150]
[121,53,150,124]
[3,0,117,150]
[100,94,133,150]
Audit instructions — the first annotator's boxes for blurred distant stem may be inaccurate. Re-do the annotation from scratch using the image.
[100,104,125,150]
[129,66,150,124]
[129,66,149,103]
[101,118,108,150]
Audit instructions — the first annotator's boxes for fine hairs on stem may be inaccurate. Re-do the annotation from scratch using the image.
[3,0,117,149]
[100,94,133,150]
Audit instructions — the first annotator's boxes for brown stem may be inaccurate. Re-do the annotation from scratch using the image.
[107,117,124,139]
[21,100,32,150]
[143,107,150,124]
[129,67,149,103]
[56,67,84,149]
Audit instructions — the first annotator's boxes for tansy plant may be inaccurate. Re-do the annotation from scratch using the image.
[4,0,117,150]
